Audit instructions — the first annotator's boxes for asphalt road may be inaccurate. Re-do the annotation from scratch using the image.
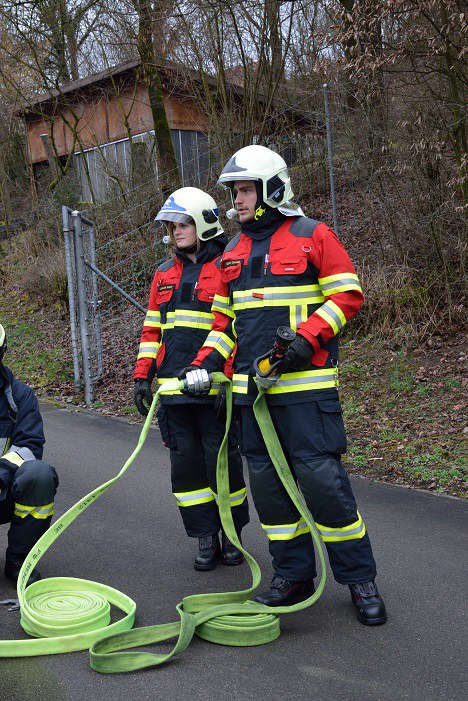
[0,402,467,701]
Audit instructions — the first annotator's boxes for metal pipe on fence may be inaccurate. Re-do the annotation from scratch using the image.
[84,260,146,314]
[323,83,339,235]
[71,210,94,405]
[62,206,81,392]
[87,223,103,379]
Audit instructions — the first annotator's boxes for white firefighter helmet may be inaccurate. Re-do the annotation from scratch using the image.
[217,144,295,209]
[155,187,223,241]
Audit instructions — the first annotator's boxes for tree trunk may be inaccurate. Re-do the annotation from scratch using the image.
[135,0,180,194]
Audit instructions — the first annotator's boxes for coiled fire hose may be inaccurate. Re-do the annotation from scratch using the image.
[0,373,326,671]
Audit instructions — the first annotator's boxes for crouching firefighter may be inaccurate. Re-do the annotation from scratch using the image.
[0,324,59,586]
[183,146,387,625]
[134,187,249,571]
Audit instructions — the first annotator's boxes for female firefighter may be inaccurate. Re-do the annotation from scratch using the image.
[133,187,249,571]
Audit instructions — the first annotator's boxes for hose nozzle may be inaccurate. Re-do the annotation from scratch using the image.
[253,326,296,389]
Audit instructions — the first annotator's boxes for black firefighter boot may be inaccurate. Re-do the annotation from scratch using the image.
[253,575,315,606]
[194,534,221,571]
[349,581,387,625]
[221,530,244,566]
[4,549,41,587]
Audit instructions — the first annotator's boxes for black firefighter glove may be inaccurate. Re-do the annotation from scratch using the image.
[134,378,153,416]
[178,366,211,396]
[281,334,315,372]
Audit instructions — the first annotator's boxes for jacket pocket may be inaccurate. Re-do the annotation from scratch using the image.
[317,399,347,455]
[197,283,217,303]
[155,286,175,304]
[220,260,243,283]
[270,256,307,275]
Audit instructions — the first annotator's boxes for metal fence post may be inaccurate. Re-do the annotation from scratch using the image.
[62,206,81,391]
[87,221,103,380]
[323,83,339,235]
[71,210,94,405]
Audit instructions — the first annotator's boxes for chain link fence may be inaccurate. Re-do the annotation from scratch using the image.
[63,206,170,404]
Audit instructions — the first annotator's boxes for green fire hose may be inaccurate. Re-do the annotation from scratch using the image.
[0,373,326,670]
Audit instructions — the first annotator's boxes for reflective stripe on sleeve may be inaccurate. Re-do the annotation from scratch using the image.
[314,513,366,542]
[137,341,160,360]
[212,294,235,318]
[318,272,362,295]
[14,502,54,520]
[143,310,161,328]
[173,488,215,507]
[261,519,310,541]
[204,331,236,360]
[315,300,347,335]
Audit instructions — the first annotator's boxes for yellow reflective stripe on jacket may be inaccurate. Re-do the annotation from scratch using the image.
[289,303,309,331]
[1,451,25,468]
[232,374,249,394]
[315,300,347,335]
[266,369,338,393]
[162,310,214,331]
[212,294,235,318]
[315,513,366,542]
[173,488,215,507]
[158,378,221,396]
[204,331,236,360]
[232,284,324,311]
[137,341,160,360]
[143,309,161,328]
[319,272,362,296]
[213,487,247,507]
[14,502,54,520]
[261,519,310,541]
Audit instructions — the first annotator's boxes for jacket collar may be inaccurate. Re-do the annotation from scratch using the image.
[175,235,227,265]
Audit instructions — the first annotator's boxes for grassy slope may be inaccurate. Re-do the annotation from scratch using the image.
[340,337,467,497]
[2,285,467,498]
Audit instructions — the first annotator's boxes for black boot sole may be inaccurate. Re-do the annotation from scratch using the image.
[194,557,220,571]
[221,555,244,566]
[355,610,387,626]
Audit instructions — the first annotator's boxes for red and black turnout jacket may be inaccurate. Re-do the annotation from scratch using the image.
[192,216,364,405]
[134,237,230,404]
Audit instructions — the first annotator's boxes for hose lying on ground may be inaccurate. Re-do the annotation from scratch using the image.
[0,373,326,671]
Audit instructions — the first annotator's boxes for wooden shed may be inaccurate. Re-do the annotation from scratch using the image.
[20,57,317,201]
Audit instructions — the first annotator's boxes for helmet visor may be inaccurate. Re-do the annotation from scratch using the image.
[217,174,259,186]
[155,212,193,224]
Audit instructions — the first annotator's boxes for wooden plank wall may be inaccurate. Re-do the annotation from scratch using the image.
[25,84,210,164]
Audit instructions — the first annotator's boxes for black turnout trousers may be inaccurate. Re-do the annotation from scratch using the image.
[239,400,377,584]
[157,403,249,538]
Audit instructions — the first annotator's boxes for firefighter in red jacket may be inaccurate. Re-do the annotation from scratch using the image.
[134,187,249,571]
[182,146,387,625]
